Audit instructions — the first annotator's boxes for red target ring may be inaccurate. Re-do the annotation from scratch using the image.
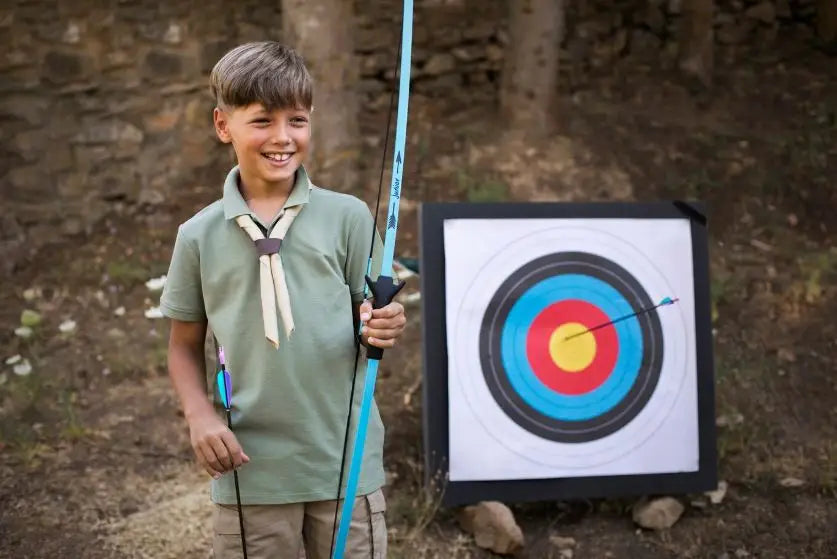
[525,300,619,395]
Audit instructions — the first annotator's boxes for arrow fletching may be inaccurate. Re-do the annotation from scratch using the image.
[216,370,232,410]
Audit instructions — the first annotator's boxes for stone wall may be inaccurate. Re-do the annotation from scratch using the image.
[0,0,820,276]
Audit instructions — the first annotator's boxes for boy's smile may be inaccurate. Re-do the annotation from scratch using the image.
[214,103,311,195]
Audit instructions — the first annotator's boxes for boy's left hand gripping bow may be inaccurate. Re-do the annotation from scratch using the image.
[331,2,413,557]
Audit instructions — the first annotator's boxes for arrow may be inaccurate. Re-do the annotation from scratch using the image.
[215,345,248,559]
[395,151,402,175]
[563,297,679,341]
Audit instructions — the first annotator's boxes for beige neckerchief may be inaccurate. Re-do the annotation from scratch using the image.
[235,206,301,348]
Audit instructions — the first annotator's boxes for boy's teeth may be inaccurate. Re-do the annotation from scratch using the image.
[264,153,291,161]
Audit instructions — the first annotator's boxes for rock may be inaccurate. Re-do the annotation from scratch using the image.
[775,0,791,18]
[550,535,576,549]
[638,3,666,34]
[632,497,685,530]
[777,348,796,363]
[73,118,144,146]
[779,477,805,488]
[58,319,77,334]
[746,2,776,24]
[107,328,126,340]
[20,309,42,328]
[42,50,92,84]
[423,53,456,75]
[145,275,167,291]
[144,306,164,319]
[14,326,33,339]
[162,23,182,44]
[62,21,81,44]
[4,355,22,366]
[705,480,728,504]
[630,30,663,56]
[750,238,773,252]
[12,358,32,376]
[458,501,524,555]
[560,550,574,559]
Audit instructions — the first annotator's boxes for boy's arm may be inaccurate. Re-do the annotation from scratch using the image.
[168,318,249,478]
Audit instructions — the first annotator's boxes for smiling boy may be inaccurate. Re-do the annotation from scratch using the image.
[160,42,405,558]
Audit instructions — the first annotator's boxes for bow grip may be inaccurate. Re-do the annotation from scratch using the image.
[363,274,405,360]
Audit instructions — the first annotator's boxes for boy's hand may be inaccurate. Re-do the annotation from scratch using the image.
[188,411,250,479]
[359,299,407,348]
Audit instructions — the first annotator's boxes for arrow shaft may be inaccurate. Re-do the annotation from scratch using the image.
[564,300,676,341]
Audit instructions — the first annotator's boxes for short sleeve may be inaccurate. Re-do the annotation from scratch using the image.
[160,225,206,322]
[345,205,383,303]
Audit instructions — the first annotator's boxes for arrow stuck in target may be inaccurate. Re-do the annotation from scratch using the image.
[563,297,680,341]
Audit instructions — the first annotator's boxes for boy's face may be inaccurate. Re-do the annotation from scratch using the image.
[213,103,311,190]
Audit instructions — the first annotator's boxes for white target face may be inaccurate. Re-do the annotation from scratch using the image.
[444,218,699,482]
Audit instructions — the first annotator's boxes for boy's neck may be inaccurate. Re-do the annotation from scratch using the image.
[238,169,296,223]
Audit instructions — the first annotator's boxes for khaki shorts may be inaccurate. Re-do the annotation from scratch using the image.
[212,488,387,559]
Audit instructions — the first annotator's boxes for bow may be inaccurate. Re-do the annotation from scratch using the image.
[330,2,414,557]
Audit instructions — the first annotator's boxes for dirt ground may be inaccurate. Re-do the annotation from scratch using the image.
[1,37,835,558]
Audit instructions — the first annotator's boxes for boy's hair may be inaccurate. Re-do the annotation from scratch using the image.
[209,42,313,111]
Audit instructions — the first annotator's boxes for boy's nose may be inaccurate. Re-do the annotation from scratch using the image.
[270,124,292,145]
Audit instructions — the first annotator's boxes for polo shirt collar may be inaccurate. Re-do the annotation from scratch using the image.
[222,165,313,222]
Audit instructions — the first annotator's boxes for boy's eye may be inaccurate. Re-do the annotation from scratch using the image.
[251,118,270,125]
[291,117,308,125]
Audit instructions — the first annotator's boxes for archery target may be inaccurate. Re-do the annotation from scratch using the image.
[445,219,699,482]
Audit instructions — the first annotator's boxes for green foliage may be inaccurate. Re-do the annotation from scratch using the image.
[106,260,149,285]
[457,169,509,202]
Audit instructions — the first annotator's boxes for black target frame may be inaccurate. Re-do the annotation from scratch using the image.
[419,202,717,507]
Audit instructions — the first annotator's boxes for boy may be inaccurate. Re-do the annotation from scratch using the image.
[160,42,406,558]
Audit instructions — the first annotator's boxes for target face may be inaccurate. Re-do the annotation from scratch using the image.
[480,252,663,443]
[443,218,699,481]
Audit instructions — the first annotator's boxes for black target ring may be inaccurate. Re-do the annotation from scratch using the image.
[479,252,664,443]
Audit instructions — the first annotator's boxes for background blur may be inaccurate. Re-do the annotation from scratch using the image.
[1,1,835,557]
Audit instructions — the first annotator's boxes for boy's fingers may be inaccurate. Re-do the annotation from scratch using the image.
[359,300,373,322]
[196,442,224,478]
[208,436,234,471]
[370,302,404,319]
[365,317,406,331]
[366,336,396,348]
[220,431,246,468]
[362,325,402,340]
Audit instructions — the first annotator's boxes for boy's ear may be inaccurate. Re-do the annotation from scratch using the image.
[213,107,233,144]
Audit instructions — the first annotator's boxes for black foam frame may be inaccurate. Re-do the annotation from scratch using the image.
[418,201,718,507]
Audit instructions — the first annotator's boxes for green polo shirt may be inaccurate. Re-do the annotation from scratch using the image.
[160,165,385,505]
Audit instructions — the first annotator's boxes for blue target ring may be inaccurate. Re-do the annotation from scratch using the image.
[501,274,643,421]
[479,252,664,443]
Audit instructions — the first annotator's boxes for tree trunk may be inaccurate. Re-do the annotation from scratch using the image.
[282,0,360,193]
[500,0,565,134]
[679,0,715,88]
[817,0,837,41]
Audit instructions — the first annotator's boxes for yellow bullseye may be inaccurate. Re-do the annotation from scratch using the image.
[549,322,596,372]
